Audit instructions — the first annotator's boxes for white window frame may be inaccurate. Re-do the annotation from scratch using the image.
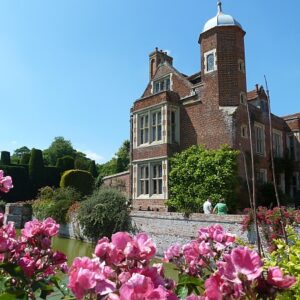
[272,129,283,158]
[254,123,265,155]
[139,165,149,195]
[204,49,217,74]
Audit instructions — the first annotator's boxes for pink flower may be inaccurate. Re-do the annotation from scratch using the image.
[267,267,296,289]
[0,170,13,193]
[95,237,111,258]
[164,243,181,261]
[19,254,36,277]
[119,273,171,300]
[134,233,156,261]
[230,247,263,281]
[68,257,115,300]
[53,251,67,265]
[42,218,59,236]
[21,219,42,238]
[0,213,4,226]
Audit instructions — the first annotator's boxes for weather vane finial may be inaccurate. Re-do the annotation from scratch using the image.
[217,1,222,14]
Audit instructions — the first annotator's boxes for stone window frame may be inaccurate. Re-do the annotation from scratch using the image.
[272,129,283,158]
[137,108,163,147]
[238,59,245,73]
[152,75,171,94]
[204,49,217,74]
[254,122,265,156]
[136,159,167,199]
[168,107,180,144]
[241,124,248,138]
[240,92,247,105]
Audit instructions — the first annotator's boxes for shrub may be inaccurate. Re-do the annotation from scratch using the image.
[32,187,80,223]
[78,187,131,241]
[29,148,44,193]
[0,151,11,165]
[60,169,94,196]
[167,145,239,213]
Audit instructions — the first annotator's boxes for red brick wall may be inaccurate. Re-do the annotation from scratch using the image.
[102,171,130,199]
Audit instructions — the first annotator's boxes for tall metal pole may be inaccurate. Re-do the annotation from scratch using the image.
[264,75,288,243]
[246,101,262,256]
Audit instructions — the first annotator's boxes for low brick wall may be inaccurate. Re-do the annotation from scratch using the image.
[131,211,248,256]
[102,171,130,198]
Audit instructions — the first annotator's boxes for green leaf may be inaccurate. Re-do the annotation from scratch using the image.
[176,286,188,300]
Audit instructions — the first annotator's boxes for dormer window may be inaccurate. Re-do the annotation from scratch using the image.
[153,76,170,94]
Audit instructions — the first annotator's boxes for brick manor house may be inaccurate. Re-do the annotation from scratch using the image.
[104,2,300,211]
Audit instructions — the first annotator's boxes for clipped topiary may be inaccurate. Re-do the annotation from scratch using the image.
[60,169,94,196]
[56,155,75,173]
[78,187,131,241]
[29,148,45,193]
[88,160,98,178]
[1,151,11,165]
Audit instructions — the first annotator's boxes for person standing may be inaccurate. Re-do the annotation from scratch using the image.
[203,198,212,214]
[213,198,228,215]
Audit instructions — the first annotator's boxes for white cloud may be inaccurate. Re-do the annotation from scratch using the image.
[82,150,104,163]
[11,141,18,145]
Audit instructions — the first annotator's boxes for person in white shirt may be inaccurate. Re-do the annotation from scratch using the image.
[203,198,212,214]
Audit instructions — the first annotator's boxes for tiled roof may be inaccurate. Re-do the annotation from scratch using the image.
[282,112,300,120]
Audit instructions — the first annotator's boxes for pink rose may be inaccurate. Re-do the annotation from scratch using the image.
[19,255,36,277]
[164,243,181,261]
[42,218,59,236]
[267,267,296,289]
[134,233,156,261]
[0,171,13,193]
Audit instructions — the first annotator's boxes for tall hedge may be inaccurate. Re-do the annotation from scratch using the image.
[56,156,74,173]
[29,149,44,193]
[1,151,11,165]
[60,169,94,196]
[0,165,29,201]
[44,166,61,188]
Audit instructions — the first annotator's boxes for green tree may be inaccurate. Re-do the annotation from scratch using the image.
[12,146,30,163]
[98,158,118,177]
[43,137,76,166]
[20,153,31,164]
[167,145,239,214]
[116,140,130,172]
[29,148,45,192]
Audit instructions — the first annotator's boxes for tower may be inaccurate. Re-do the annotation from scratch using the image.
[199,1,247,107]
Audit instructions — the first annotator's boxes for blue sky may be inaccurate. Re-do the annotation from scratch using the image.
[1,1,299,163]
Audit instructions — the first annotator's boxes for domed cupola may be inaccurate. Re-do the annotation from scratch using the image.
[203,1,242,33]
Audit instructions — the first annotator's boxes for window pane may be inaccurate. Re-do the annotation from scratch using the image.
[145,181,149,194]
[157,125,162,140]
[153,180,157,194]
[152,114,156,125]
[166,78,170,90]
[158,112,161,124]
[207,53,214,71]
[159,179,162,194]
[145,166,149,178]
[145,128,149,143]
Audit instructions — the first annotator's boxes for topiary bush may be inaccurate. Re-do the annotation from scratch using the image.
[44,166,61,188]
[78,187,131,241]
[29,148,44,194]
[60,169,94,196]
[56,155,75,173]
